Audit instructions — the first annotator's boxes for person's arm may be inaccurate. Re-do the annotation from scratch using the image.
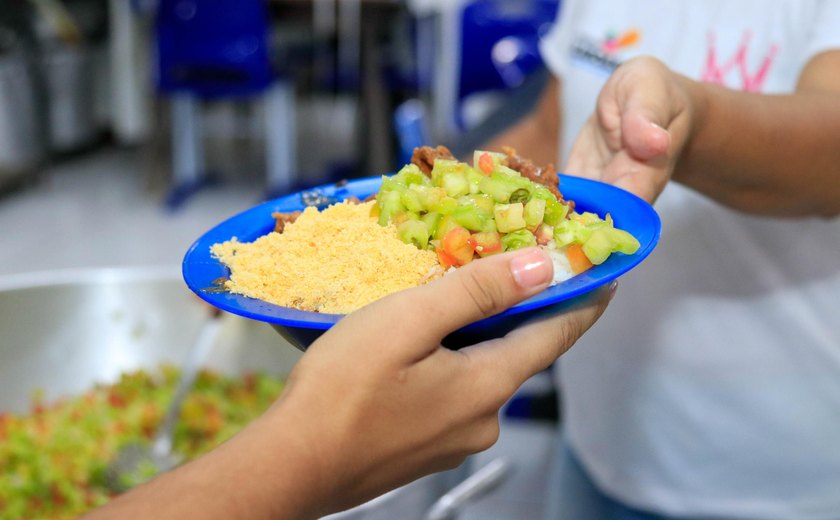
[482,77,563,167]
[83,247,612,520]
[565,52,840,217]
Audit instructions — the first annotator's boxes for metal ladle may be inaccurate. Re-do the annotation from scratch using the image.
[107,308,223,492]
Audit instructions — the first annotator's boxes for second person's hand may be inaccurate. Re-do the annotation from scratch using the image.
[564,56,699,203]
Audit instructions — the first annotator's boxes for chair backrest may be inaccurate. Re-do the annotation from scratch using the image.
[393,98,431,168]
[456,0,560,127]
[155,0,272,98]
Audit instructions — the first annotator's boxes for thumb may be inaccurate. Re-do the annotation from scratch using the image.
[342,247,554,359]
[415,247,554,341]
[620,110,672,161]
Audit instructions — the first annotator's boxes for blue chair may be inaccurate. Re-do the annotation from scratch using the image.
[155,0,296,208]
[393,99,431,168]
[456,0,560,130]
[394,0,560,165]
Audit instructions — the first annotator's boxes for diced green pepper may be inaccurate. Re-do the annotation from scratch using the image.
[406,185,445,212]
[491,171,532,190]
[398,220,430,250]
[479,175,517,203]
[466,168,485,194]
[380,175,407,194]
[494,164,522,177]
[581,229,613,265]
[501,229,537,251]
[509,188,530,204]
[378,190,404,226]
[400,189,424,213]
[460,193,496,214]
[553,219,593,247]
[432,196,459,215]
[524,198,546,228]
[421,212,442,241]
[603,227,641,255]
[433,214,461,241]
[392,163,430,187]
[494,203,527,233]
[431,158,467,184]
[479,218,498,233]
[441,171,470,198]
[531,187,569,225]
[452,205,489,231]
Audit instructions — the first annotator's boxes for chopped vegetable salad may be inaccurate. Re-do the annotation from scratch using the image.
[0,367,284,519]
[375,149,641,275]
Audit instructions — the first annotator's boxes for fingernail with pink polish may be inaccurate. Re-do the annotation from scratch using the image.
[510,248,553,289]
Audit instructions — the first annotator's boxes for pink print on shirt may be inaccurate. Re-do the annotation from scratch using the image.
[701,31,778,92]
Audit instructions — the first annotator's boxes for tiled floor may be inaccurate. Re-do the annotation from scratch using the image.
[0,147,265,277]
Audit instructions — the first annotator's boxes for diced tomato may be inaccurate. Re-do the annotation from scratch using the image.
[441,226,475,266]
[206,405,224,435]
[468,231,502,257]
[113,420,128,435]
[107,390,126,408]
[436,246,459,269]
[243,373,257,392]
[478,152,495,175]
[566,244,594,274]
[50,484,67,506]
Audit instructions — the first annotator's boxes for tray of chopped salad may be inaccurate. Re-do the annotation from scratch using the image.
[183,146,661,349]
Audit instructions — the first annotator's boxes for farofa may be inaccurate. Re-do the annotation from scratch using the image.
[211,201,442,314]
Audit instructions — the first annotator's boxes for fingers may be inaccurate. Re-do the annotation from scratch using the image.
[340,247,555,360]
[565,57,686,203]
[615,57,677,131]
[601,151,669,203]
[564,118,609,179]
[464,283,614,391]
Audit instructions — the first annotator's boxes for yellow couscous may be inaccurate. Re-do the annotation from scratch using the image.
[211,201,442,314]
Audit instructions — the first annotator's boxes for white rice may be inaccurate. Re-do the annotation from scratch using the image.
[541,243,575,285]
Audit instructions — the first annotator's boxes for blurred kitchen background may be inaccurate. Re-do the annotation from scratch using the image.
[0,1,563,518]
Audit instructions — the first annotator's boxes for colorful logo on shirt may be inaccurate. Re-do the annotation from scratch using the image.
[701,31,778,92]
[571,28,640,75]
[601,29,641,55]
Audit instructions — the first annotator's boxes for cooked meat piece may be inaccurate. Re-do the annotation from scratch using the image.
[500,146,568,205]
[411,145,456,176]
[272,210,302,233]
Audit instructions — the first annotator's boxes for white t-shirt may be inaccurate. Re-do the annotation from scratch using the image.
[540,1,840,518]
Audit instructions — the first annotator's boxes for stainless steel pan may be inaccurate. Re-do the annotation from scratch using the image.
[0,267,302,413]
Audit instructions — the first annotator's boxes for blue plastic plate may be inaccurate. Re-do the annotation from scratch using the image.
[183,175,660,341]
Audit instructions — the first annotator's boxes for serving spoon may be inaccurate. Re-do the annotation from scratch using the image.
[106,308,223,492]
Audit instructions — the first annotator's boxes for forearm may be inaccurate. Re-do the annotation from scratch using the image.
[676,78,840,217]
[84,408,327,520]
